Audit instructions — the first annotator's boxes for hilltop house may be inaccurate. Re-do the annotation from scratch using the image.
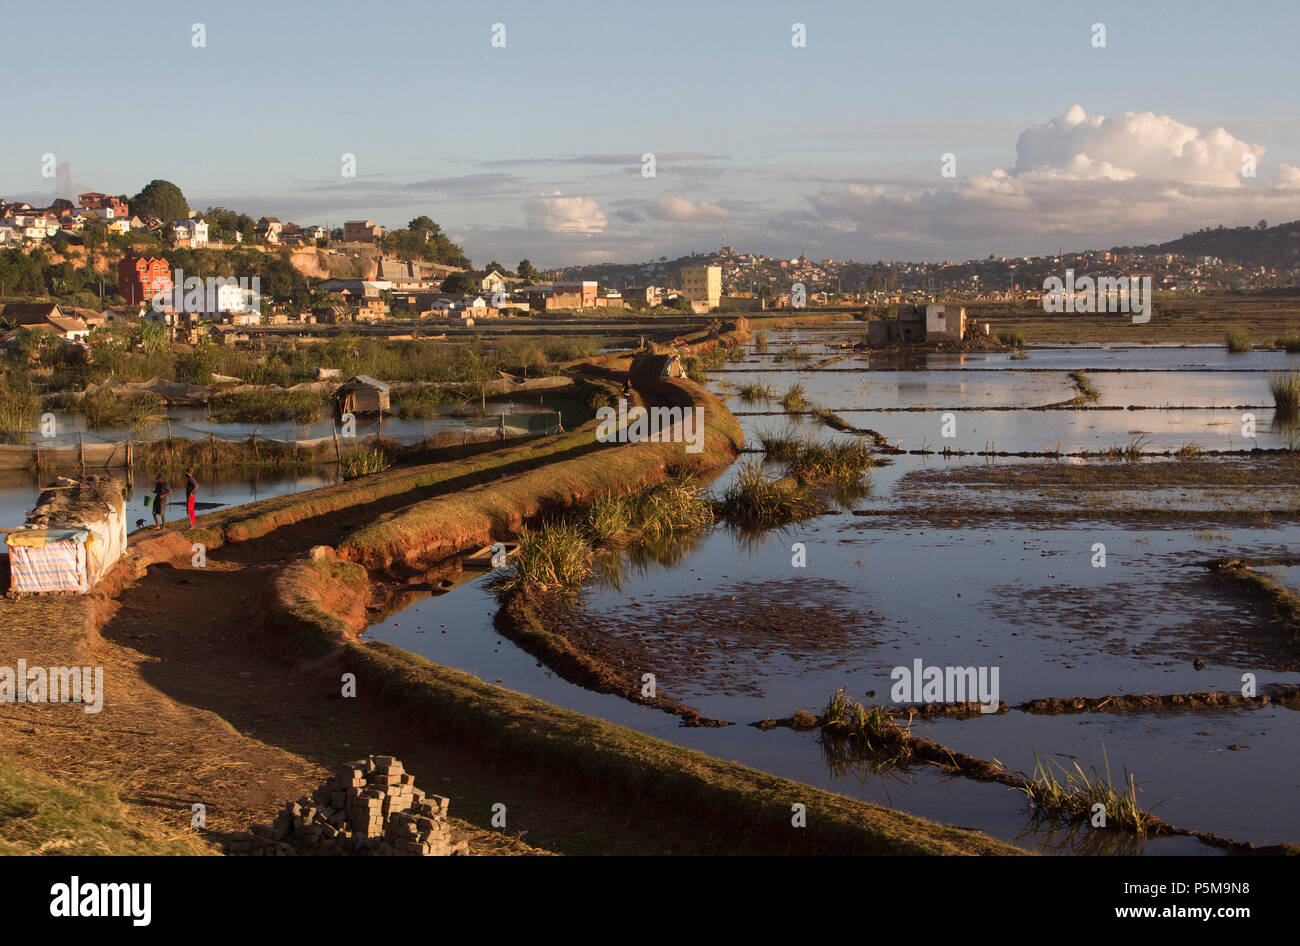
[171,218,208,247]
[343,220,383,243]
[255,217,283,243]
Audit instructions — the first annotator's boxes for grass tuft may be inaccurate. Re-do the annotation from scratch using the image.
[715,459,824,530]
[340,447,391,479]
[490,520,593,595]
[1268,370,1300,416]
[1017,749,1148,835]
[1225,327,1252,353]
[737,381,775,402]
[779,383,808,413]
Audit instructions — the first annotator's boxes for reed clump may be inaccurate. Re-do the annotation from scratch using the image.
[779,383,808,413]
[1225,327,1252,353]
[1268,370,1300,416]
[1017,750,1148,835]
[490,520,593,595]
[715,459,823,529]
[340,446,391,479]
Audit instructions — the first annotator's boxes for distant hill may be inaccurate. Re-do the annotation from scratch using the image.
[1114,219,1300,269]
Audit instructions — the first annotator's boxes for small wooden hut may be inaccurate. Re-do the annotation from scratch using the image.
[333,375,390,419]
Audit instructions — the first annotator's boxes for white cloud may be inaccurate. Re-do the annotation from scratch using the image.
[645,195,732,222]
[1013,104,1261,187]
[1277,163,1300,189]
[524,191,606,234]
[805,106,1300,256]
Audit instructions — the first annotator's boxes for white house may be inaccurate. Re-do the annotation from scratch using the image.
[172,218,209,247]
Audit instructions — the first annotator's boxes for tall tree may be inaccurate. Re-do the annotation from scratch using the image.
[130,180,189,223]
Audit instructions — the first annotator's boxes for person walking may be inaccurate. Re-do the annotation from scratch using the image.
[184,467,198,528]
[151,473,171,530]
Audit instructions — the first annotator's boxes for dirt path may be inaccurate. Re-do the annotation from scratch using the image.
[0,541,541,855]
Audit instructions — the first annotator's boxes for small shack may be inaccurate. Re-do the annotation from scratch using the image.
[5,475,128,594]
[629,352,685,381]
[333,375,390,419]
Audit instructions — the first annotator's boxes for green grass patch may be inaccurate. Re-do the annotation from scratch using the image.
[340,446,391,479]
[208,389,326,423]
[76,389,165,432]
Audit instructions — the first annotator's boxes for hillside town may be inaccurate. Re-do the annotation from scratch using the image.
[4,186,1299,352]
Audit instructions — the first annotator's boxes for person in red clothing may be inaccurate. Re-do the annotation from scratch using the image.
[184,467,198,527]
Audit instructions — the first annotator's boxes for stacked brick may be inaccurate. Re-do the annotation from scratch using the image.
[229,756,468,856]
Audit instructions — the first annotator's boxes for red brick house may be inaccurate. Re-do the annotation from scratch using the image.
[117,256,174,306]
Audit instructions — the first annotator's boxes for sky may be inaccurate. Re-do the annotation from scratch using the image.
[3,0,1299,267]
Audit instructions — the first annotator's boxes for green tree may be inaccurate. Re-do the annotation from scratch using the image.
[130,179,189,223]
[441,272,476,294]
[517,259,540,282]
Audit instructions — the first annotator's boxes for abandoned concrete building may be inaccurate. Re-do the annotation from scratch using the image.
[868,304,967,345]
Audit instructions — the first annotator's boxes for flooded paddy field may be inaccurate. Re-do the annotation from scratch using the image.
[367,323,1300,854]
[14,398,560,446]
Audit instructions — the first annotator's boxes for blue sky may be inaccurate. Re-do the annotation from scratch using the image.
[4,0,1299,266]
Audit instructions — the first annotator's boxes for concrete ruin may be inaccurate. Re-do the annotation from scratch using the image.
[867,304,967,346]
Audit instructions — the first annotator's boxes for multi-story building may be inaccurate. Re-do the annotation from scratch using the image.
[681,265,721,311]
[343,219,383,243]
[117,256,174,306]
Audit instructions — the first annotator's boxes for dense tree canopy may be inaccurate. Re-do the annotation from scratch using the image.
[380,215,471,268]
[441,272,476,294]
[202,206,256,243]
[129,179,190,223]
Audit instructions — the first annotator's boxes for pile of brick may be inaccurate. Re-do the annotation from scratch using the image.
[229,756,468,856]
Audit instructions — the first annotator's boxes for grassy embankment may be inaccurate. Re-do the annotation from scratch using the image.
[0,755,211,856]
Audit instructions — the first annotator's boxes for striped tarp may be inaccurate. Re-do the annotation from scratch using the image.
[6,530,90,594]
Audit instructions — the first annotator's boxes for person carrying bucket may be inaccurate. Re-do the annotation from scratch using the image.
[151,473,171,530]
